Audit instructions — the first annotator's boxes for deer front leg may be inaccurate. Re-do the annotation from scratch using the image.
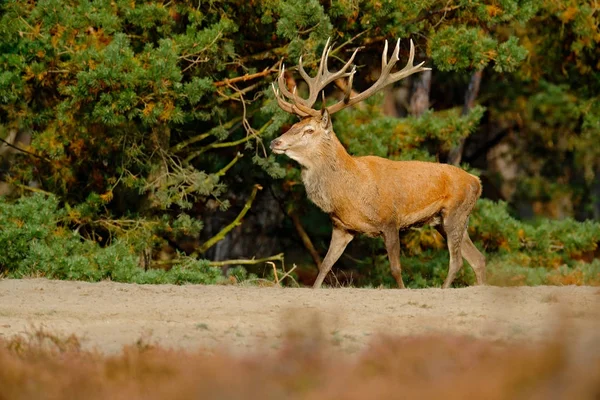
[383,229,406,288]
[312,226,354,289]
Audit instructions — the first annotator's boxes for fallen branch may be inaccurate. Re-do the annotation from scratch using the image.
[152,252,284,267]
[207,252,284,267]
[198,184,263,254]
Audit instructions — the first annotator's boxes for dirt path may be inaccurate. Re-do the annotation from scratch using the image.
[0,279,598,354]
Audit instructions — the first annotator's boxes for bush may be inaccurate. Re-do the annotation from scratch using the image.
[0,194,230,285]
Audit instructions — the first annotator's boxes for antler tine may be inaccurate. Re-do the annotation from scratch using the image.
[382,40,389,68]
[272,82,299,116]
[272,74,314,117]
[293,38,361,110]
[391,38,401,64]
[275,62,320,116]
[381,39,401,75]
[344,65,356,104]
[408,39,415,67]
[292,86,321,116]
[318,37,331,77]
[276,64,295,100]
[390,39,431,80]
[297,56,312,86]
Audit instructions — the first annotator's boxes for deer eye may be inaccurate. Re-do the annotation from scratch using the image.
[304,128,315,134]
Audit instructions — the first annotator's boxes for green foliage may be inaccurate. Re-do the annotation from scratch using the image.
[333,97,485,161]
[349,199,599,288]
[0,0,598,288]
[0,194,230,285]
[471,200,600,286]
[431,26,528,72]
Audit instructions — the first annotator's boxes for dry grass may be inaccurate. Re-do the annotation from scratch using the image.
[0,327,599,400]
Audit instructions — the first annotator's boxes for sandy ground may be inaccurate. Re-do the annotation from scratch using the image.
[0,278,599,354]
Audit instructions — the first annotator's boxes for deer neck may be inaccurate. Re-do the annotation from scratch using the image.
[301,134,355,213]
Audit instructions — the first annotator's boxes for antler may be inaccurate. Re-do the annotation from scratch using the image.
[328,39,430,114]
[272,38,360,117]
[272,38,430,117]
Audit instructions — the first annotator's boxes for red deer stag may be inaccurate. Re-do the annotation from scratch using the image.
[270,38,486,289]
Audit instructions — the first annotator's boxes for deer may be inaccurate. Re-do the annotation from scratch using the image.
[270,38,486,289]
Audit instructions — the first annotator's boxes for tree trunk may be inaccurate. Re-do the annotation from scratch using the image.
[447,70,483,166]
[409,70,432,117]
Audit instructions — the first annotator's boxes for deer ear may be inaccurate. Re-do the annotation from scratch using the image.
[320,108,330,130]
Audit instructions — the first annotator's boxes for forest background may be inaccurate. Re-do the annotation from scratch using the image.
[0,0,599,288]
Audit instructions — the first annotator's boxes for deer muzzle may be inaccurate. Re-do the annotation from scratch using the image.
[270,138,286,154]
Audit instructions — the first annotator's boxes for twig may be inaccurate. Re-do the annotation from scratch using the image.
[198,184,263,254]
[214,64,279,87]
[215,82,262,103]
[278,264,299,287]
[0,129,17,157]
[238,46,287,63]
[184,119,272,163]
[267,261,280,285]
[170,117,243,153]
[215,152,243,177]
[14,184,53,196]
[0,137,49,161]
[179,31,223,73]
[331,30,369,56]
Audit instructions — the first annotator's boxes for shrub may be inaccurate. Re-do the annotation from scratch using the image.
[0,194,230,285]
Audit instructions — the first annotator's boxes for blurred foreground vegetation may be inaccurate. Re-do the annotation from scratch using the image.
[1,327,599,399]
[0,0,599,287]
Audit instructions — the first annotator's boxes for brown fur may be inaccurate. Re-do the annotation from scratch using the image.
[271,112,486,288]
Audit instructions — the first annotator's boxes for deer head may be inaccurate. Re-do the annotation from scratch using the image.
[270,107,332,166]
[270,37,430,166]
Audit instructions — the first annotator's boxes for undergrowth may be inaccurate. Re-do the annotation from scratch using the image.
[348,199,600,288]
[1,194,599,287]
[0,194,228,284]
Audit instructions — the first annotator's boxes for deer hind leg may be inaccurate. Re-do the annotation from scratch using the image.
[441,182,481,288]
[383,229,405,289]
[461,232,486,285]
[312,226,354,289]
[441,215,466,289]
